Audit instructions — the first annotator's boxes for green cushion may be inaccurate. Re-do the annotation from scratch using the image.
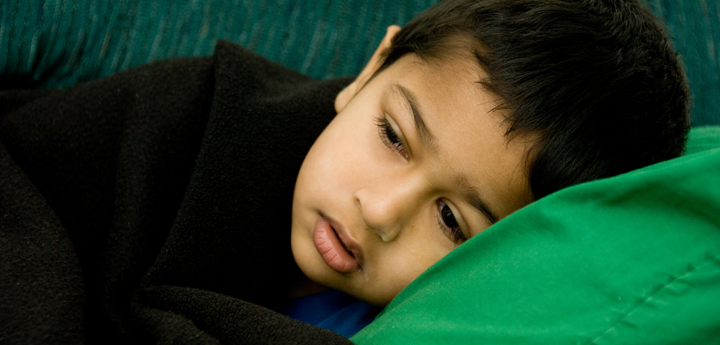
[353,126,720,344]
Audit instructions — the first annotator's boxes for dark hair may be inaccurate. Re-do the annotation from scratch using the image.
[378,0,690,199]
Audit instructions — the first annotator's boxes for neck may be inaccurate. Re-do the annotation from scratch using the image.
[288,275,329,299]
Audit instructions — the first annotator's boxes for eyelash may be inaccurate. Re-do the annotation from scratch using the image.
[436,200,467,245]
[374,116,409,158]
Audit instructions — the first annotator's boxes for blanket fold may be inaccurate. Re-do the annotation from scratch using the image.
[0,40,354,344]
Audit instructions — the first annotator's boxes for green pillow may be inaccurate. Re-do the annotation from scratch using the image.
[353,127,720,344]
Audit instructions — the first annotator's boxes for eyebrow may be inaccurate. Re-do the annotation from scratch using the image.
[457,176,498,225]
[393,84,435,149]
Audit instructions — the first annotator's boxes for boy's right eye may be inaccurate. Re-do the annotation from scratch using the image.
[375,116,409,158]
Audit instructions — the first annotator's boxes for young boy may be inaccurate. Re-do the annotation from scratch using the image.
[290,0,689,322]
[0,0,688,343]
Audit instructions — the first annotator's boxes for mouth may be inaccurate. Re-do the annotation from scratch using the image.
[312,214,362,273]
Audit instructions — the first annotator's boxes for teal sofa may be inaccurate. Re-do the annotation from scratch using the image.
[0,0,718,125]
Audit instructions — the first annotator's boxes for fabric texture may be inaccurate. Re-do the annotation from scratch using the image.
[0,40,354,344]
[352,127,720,344]
[0,0,436,87]
[0,0,717,125]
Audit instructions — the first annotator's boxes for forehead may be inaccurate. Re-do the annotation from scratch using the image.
[382,53,534,219]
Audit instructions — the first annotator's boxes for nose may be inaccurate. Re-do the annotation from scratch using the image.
[353,175,424,242]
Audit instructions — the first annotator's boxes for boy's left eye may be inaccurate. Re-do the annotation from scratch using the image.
[375,116,409,158]
[437,200,467,245]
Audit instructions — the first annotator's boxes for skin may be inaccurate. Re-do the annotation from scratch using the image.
[291,26,535,306]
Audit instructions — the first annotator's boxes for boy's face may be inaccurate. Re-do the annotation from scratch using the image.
[291,41,534,306]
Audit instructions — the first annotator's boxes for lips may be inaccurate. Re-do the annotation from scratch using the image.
[313,215,361,273]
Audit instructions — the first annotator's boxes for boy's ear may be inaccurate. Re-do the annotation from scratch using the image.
[335,25,401,113]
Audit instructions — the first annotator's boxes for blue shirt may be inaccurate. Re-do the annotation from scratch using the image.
[284,289,383,338]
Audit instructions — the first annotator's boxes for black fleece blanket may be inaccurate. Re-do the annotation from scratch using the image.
[0,40,355,344]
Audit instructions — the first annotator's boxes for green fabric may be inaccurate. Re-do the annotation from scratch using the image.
[353,126,720,344]
[0,0,718,125]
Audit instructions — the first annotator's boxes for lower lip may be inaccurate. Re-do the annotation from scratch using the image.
[313,216,360,273]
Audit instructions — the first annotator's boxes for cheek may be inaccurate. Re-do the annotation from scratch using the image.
[368,231,454,301]
[310,118,378,182]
